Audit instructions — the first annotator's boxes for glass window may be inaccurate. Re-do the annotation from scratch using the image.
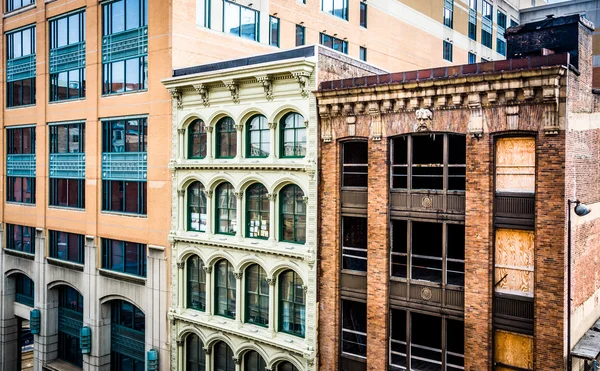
[215,260,236,318]
[6,224,35,254]
[277,362,299,371]
[319,33,348,54]
[246,183,269,239]
[341,300,367,358]
[49,123,85,209]
[214,341,235,371]
[216,117,237,158]
[342,217,367,272]
[7,177,35,204]
[15,274,34,306]
[359,47,367,62]
[279,270,305,337]
[497,11,507,56]
[482,0,493,48]
[58,286,83,367]
[468,0,477,41]
[102,180,147,214]
[269,16,280,47]
[197,0,211,27]
[244,351,266,371]
[6,26,36,107]
[443,0,453,28]
[102,118,147,153]
[49,230,85,264]
[280,185,306,243]
[6,0,34,12]
[468,52,476,64]
[223,0,259,41]
[102,239,147,277]
[188,182,207,232]
[216,183,237,235]
[322,0,348,20]
[443,40,453,62]
[360,3,367,27]
[187,256,206,311]
[342,141,368,188]
[280,113,306,158]
[247,115,270,158]
[245,264,269,326]
[188,119,207,159]
[186,334,206,371]
[296,25,305,46]
[111,300,145,371]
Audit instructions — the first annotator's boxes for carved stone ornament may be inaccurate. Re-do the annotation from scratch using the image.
[414,108,433,132]
[193,84,210,107]
[266,277,276,286]
[421,287,433,301]
[293,72,311,98]
[224,80,240,103]
[234,191,244,199]
[256,75,273,101]
[234,272,243,280]
[421,196,433,209]
[203,266,213,274]
[168,88,183,109]
[267,193,277,202]
[203,190,213,198]
[176,339,184,346]
[177,262,185,269]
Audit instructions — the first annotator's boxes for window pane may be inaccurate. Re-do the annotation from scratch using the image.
[224,2,240,35]
[112,1,126,33]
[125,58,140,91]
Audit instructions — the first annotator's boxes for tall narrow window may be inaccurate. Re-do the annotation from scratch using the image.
[216,117,237,158]
[495,137,535,194]
[7,26,36,107]
[214,342,235,371]
[497,10,507,56]
[247,115,270,158]
[188,119,207,159]
[215,260,236,318]
[280,185,306,243]
[49,231,85,264]
[341,300,367,358]
[343,141,368,188]
[322,0,348,20]
[102,0,148,94]
[443,0,453,28]
[58,286,83,367]
[360,3,367,28]
[101,239,147,277]
[187,181,207,232]
[320,33,348,54]
[187,256,206,311]
[111,301,145,370]
[223,0,259,41]
[269,16,280,47]
[246,183,269,239]
[359,47,367,62]
[468,52,476,64]
[280,113,306,158]
[49,122,85,209]
[279,270,305,337]
[6,0,34,12]
[481,0,493,48]
[15,274,34,307]
[468,0,477,40]
[186,334,206,371]
[443,40,453,62]
[245,351,267,371]
[216,183,237,235]
[245,264,269,326]
[7,126,36,204]
[296,25,305,46]
[196,0,211,28]
[49,11,86,101]
[6,224,35,254]
[342,217,367,271]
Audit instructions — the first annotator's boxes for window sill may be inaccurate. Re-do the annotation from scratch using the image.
[100,211,147,218]
[6,103,36,110]
[48,205,85,212]
[98,269,146,285]
[4,249,35,260]
[5,201,36,207]
[341,269,367,276]
[101,89,148,98]
[48,97,86,105]
[3,3,35,18]
[321,11,349,22]
[46,257,84,271]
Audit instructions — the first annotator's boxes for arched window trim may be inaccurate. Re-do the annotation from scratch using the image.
[246,183,269,240]
[185,333,206,371]
[244,350,267,371]
[187,255,206,311]
[245,264,269,327]
[279,112,306,158]
[215,117,237,159]
[278,270,306,338]
[214,260,236,319]
[215,183,237,235]
[187,119,207,159]
[279,184,306,244]
[213,341,235,371]
[187,181,207,232]
[246,114,270,158]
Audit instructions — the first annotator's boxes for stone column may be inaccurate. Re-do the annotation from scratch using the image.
[268,122,277,159]
[146,245,170,371]
[267,194,276,242]
[34,228,56,371]
[267,278,276,336]
[204,266,213,316]
[177,128,185,162]
[177,262,185,313]
[178,190,185,233]
[177,340,184,371]
[234,356,242,371]
[206,126,214,160]
[235,192,243,239]
[204,190,213,236]
[234,272,243,325]
[0,228,19,371]
[204,347,211,371]
[235,124,243,160]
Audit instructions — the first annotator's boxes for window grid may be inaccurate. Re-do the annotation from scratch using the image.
[245,264,269,326]
[49,123,85,209]
[187,256,206,311]
[280,185,306,244]
[342,217,368,272]
[6,0,33,12]
[110,300,145,367]
[481,0,493,49]
[49,230,85,264]
[342,141,368,188]
[341,300,367,359]
[186,334,206,371]
[269,16,280,47]
[247,115,270,158]
[468,0,477,40]
[320,32,348,54]
[468,52,476,64]
[246,183,269,239]
[216,183,237,235]
[187,181,207,232]
[216,117,237,158]
[322,0,348,20]
[223,0,259,41]
[57,286,83,367]
[360,2,367,28]
[279,270,306,337]
[215,260,236,318]
[359,47,367,62]
[443,41,453,62]
[6,25,36,107]
[280,113,306,158]
[101,238,147,277]
[497,11,507,56]
[443,0,453,28]
[15,274,34,306]
[296,25,305,46]
[214,342,235,371]
[188,119,207,159]
[6,224,35,254]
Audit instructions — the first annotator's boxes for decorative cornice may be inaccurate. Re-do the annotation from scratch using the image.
[193,84,210,107]
[173,162,309,172]
[173,236,311,260]
[223,80,240,103]
[292,71,311,98]
[256,75,274,101]
[168,88,183,109]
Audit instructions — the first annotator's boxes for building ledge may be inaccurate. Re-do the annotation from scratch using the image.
[98,269,146,285]
[44,359,82,371]
[4,249,35,260]
[46,257,84,272]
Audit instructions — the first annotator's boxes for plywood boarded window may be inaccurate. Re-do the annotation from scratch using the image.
[494,229,534,296]
[494,330,534,370]
[495,137,535,193]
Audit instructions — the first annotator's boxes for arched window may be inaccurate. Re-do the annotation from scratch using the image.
[187,256,206,311]
[188,119,207,159]
[186,334,206,371]
[58,286,83,367]
[15,274,34,307]
[244,350,266,371]
[216,183,237,235]
[277,361,299,371]
[187,181,207,232]
[216,117,237,158]
[247,115,270,158]
[280,113,306,158]
[279,270,305,337]
[245,264,269,326]
[111,300,145,370]
[214,341,235,371]
[280,185,306,243]
[246,183,269,239]
[215,260,236,318]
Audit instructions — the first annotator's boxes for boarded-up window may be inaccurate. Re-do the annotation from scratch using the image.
[495,137,535,193]
[494,229,534,296]
[494,330,534,370]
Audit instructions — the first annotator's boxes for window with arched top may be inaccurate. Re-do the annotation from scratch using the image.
[15,274,34,307]
[280,113,306,158]
[279,185,306,243]
[279,270,306,337]
[187,182,207,232]
[244,350,267,371]
[187,256,206,311]
[216,183,237,235]
[216,117,237,158]
[277,361,299,371]
[188,119,207,159]
[58,286,83,367]
[247,115,270,158]
[214,341,235,371]
[186,334,206,371]
[110,300,145,370]
[215,260,236,319]
[246,183,269,239]
[245,264,269,326]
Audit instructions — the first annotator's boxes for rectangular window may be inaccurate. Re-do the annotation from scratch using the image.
[6,224,35,254]
[468,0,476,40]
[443,0,453,28]
[223,0,259,41]
[6,0,33,12]
[269,16,280,47]
[481,0,493,49]
[360,2,367,28]
[342,217,367,271]
[359,46,367,62]
[7,126,36,204]
[342,141,368,188]
[322,0,348,20]
[49,11,86,102]
[341,300,367,358]
[102,0,148,95]
[7,26,36,107]
[468,52,476,64]
[49,122,85,209]
[510,19,518,28]
[495,137,535,194]
[443,40,452,62]
[296,24,305,46]
[49,230,85,264]
[197,0,211,27]
[102,238,146,277]
[494,229,534,297]
[497,10,507,56]
[320,33,348,54]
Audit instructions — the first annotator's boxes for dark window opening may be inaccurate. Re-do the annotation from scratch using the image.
[412,222,443,283]
[342,217,367,272]
[412,135,443,190]
[341,300,367,358]
[390,220,407,278]
[342,141,368,188]
[447,224,465,286]
[49,230,85,264]
[411,312,442,369]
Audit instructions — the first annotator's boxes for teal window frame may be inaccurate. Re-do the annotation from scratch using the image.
[468,52,476,64]
[101,238,147,277]
[468,0,477,41]
[186,334,206,371]
[49,122,85,209]
[49,10,86,102]
[214,342,235,371]
[187,255,206,311]
[443,40,453,62]
[110,300,145,369]
[15,274,34,307]
[6,0,34,12]
[188,119,207,159]
[6,25,36,107]
[279,184,306,244]
[7,126,36,204]
[359,47,367,62]
[245,264,269,326]
[319,32,348,54]
[497,10,507,56]
[246,183,269,239]
[280,112,306,158]
[481,0,493,49]
[187,181,207,232]
[216,117,236,158]
[443,0,453,28]
[222,0,259,42]
[269,16,280,47]
[321,0,348,20]
[214,260,236,319]
[49,230,85,264]
[360,2,367,28]
[58,286,83,367]
[7,224,35,254]
[197,0,211,28]
[246,115,270,158]
[245,351,267,371]
[279,270,305,337]
[215,182,237,235]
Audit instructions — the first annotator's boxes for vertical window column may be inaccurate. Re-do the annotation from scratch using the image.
[7,126,36,204]
[49,122,85,209]
[6,26,36,107]
[497,11,507,56]
[468,0,477,40]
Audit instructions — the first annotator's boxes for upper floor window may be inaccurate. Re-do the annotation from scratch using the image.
[49,230,85,264]
[342,217,367,272]
[102,0,148,94]
[187,181,207,232]
[110,300,145,370]
[320,32,348,54]
[7,126,36,204]
[246,264,269,326]
[497,10,507,56]
[223,0,259,41]
[101,238,147,277]
[443,40,453,62]
[280,185,306,244]
[360,3,367,28]
[7,26,36,107]
[278,362,299,371]
[215,259,236,318]
[481,0,493,48]
[15,274,34,306]
[468,52,476,64]
[49,122,85,209]
[6,0,33,12]
[322,0,348,20]
[187,255,206,311]
[269,16,280,47]
[468,0,477,41]
[6,224,35,254]
[7,126,35,154]
[342,141,368,188]
[341,300,367,359]
[443,0,453,28]
[495,137,535,194]
[188,119,207,159]
[279,270,305,337]
[57,286,84,367]
[246,183,269,239]
[216,117,237,158]
[197,0,211,28]
[296,25,305,46]
[359,47,367,62]
[280,113,306,158]
[510,19,518,27]
[103,118,147,153]
[216,182,237,235]
[49,11,86,101]
[247,115,269,158]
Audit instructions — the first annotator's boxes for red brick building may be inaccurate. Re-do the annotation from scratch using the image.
[314,15,600,371]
